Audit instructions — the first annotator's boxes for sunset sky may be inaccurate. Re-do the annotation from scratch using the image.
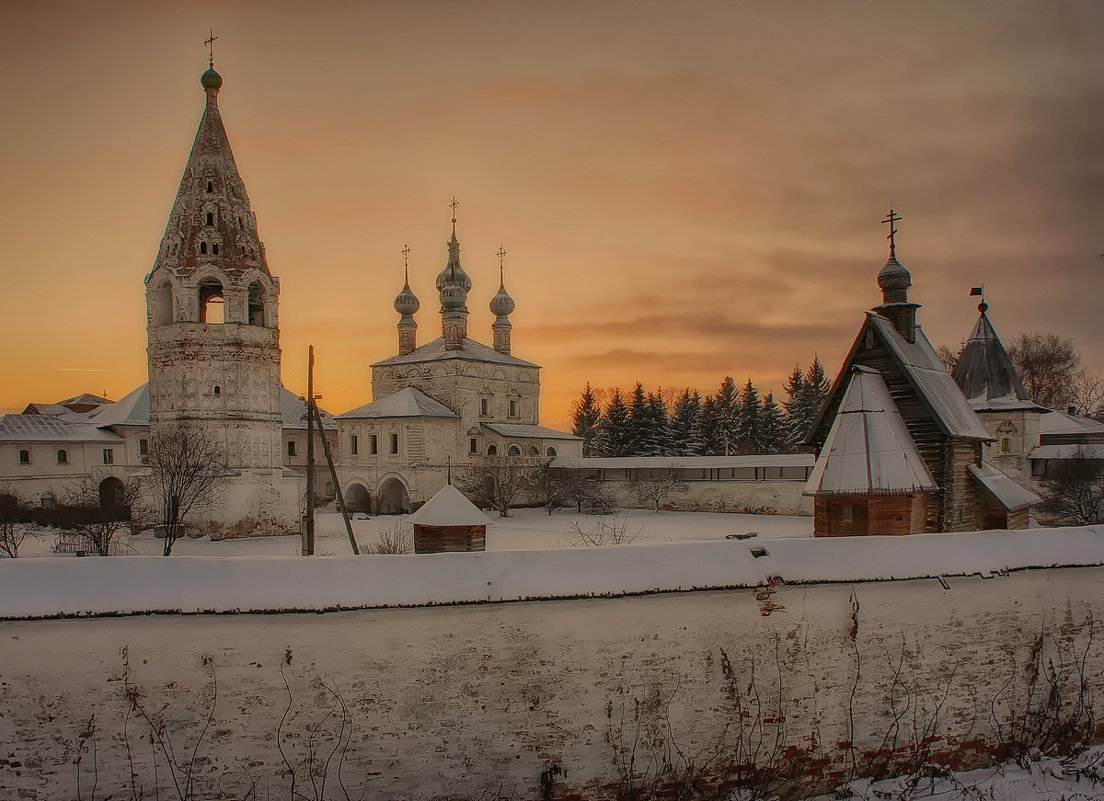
[2,2,1102,430]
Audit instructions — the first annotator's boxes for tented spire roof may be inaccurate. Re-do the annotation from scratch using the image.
[149,65,269,280]
[952,303,1035,411]
[409,484,493,527]
[805,367,937,497]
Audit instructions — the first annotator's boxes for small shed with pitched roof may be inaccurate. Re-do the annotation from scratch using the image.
[408,484,493,553]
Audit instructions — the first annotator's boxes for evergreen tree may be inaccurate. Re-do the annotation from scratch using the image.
[804,356,831,406]
[757,391,785,453]
[781,364,807,451]
[625,382,649,456]
[695,394,722,456]
[735,379,763,453]
[570,383,602,456]
[597,388,630,456]
[642,391,672,456]
[714,376,740,455]
[670,389,702,456]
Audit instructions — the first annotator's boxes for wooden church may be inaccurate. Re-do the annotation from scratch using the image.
[804,211,1038,537]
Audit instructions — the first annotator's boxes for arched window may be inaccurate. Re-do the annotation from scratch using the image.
[206,180,213,193]
[199,279,225,323]
[528,445,540,457]
[546,447,558,458]
[206,212,214,226]
[18,449,30,464]
[248,281,266,326]
[287,440,297,457]
[212,243,219,255]
[152,280,173,326]
[487,444,498,456]
[507,445,521,457]
[57,449,68,464]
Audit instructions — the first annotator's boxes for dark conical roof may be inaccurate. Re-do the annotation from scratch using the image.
[951,304,1034,409]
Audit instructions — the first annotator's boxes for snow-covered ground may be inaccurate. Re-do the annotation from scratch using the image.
[820,748,1104,800]
[15,506,814,558]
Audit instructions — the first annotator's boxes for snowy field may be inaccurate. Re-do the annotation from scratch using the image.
[15,506,814,558]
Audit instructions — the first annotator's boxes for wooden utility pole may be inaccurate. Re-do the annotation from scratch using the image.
[313,405,360,555]
[304,345,316,556]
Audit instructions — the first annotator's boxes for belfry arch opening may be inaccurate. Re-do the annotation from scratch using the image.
[248,281,266,327]
[199,279,225,324]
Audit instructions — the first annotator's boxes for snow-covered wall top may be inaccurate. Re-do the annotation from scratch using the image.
[1,526,1101,619]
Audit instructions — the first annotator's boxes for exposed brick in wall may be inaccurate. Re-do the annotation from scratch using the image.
[1,567,1101,799]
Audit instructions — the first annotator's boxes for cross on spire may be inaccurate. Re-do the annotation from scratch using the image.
[882,208,903,258]
[204,29,219,68]
[401,243,411,280]
[449,195,460,232]
[496,246,507,285]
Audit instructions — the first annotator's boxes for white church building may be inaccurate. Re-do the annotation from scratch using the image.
[2,63,1101,534]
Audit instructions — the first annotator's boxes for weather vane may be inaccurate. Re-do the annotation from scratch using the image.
[881,208,903,258]
[204,29,219,68]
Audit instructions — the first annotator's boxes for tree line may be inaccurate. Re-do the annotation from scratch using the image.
[570,358,832,458]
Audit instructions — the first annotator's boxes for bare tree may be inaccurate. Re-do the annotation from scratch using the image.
[1008,332,1081,410]
[456,455,536,518]
[1038,446,1104,525]
[629,468,688,513]
[0,486,35,558]
[935,344,961,373]
[143,422,230,555]
[564,514,644,546]
[525,461,570,515]
[57,474,138,556]
[560,473,617,514]
[370,520,413,554]
[1068,370,1104,419]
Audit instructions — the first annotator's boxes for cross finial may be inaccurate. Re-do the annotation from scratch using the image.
[881,207,903,258]
[401,243,411,280]
[204,29,219,68]
[496,246,507,286]
[449,195,460,233]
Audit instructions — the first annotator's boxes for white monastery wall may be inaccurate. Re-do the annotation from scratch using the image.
[1,566,1102,799]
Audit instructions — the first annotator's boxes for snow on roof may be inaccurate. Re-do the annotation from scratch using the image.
[280,388,336,430]
[967,394,1041,412]
[408,484,494,526]
[372,337,538,369]
[1029,444,1104,460]
[551,454,814,469]
[952,309,1034,409]
[87,384,150,427]
[0,414,125,443]
[968,463,1040,511]
[805,367,937,497]
[338,387,458,420]
[483,422,582,441]
[1039,410,1104,437]
[866,315,991,440]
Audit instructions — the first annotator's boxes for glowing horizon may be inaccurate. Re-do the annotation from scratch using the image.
[2,3,1102,431]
